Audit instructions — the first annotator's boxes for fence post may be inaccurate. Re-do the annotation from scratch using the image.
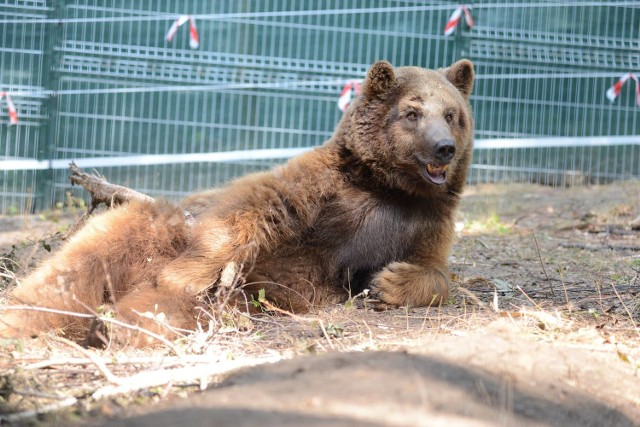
[35,0,64,212]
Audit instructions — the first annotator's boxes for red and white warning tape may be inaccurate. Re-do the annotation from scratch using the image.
[444,5,474,36]
[166,15,199,49]
[337,81,362,112]
[606,73,640,108]
[0,91,18,125]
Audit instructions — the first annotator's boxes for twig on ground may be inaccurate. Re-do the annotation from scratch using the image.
[560,243,640,251]
[131,309,190,336]
[69,295,183,354]
[49,336,122,385]
[23,355,225,370]
[0,304,181,355]
[515,285,543,311]
[94,316,181,355]
[91,355,284,400]
[475,238,490,249]
[0,397,78,424]
[234,310,283,327]
[531,231,556,297]
[519,308,564,329]
[557,267,572,311]
[0,304,96,318]
[12,389,72,400]
[456,287,488,309]
[610,281,640,338]
[259,299,335,350]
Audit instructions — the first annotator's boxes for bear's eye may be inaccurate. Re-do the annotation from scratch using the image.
[444,112,454,124]
[405,111,418,121]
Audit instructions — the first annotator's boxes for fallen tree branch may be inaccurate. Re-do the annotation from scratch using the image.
[69,161,153,209]
[63,162,155,239]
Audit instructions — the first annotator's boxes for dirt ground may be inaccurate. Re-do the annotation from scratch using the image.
[1,182,639,426]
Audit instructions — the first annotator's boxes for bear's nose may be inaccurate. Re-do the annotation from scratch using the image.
[435,139,456,162]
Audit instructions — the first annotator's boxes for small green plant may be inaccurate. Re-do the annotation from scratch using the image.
[465,213,511,235]
[325,322,344,338]
[296,338,318,354]
[250,288,267,309]
[38,192,87,222]
[487,213,511,234]
[64,192,86,211]
[343,289,370,309]
[95,305,115,318]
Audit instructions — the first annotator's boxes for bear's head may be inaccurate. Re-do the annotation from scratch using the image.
[338,59,474,198]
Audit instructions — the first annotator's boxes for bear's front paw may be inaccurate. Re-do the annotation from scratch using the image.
[370,262,418,306]
[370,262,449,307]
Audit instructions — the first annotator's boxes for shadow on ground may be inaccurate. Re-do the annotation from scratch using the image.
[105,322,638,427]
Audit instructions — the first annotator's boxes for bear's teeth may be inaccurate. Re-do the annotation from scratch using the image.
[426,164,449,175]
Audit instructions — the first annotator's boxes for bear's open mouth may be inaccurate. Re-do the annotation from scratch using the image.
[424,163,449,185]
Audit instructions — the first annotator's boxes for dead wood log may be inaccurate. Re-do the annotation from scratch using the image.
[69,161,153,210]
[63,162,154,239]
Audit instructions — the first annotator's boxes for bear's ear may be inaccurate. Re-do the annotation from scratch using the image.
[442,59,474,99]
[363,61,396,99]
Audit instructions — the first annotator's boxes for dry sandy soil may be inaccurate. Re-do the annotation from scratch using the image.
[1,182,639,426]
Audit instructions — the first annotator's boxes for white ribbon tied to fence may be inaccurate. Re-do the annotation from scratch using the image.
[444,5,474,36]
[165,15,199,49]
[0,91,18,125]
[606,73,640,108]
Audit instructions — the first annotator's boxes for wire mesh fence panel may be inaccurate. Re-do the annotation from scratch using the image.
[0,1,51,214]
[1,1,639,214]
[468,1,640,185]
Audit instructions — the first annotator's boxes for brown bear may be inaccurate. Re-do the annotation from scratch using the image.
[0,59,475,346]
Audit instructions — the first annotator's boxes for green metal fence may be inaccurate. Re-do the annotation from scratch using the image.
[1,1,639,214]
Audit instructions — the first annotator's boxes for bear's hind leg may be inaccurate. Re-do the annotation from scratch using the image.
[107,283,199,347]
[0,201,189,341]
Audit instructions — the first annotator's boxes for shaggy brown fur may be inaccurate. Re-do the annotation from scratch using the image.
[1,60,475,346]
